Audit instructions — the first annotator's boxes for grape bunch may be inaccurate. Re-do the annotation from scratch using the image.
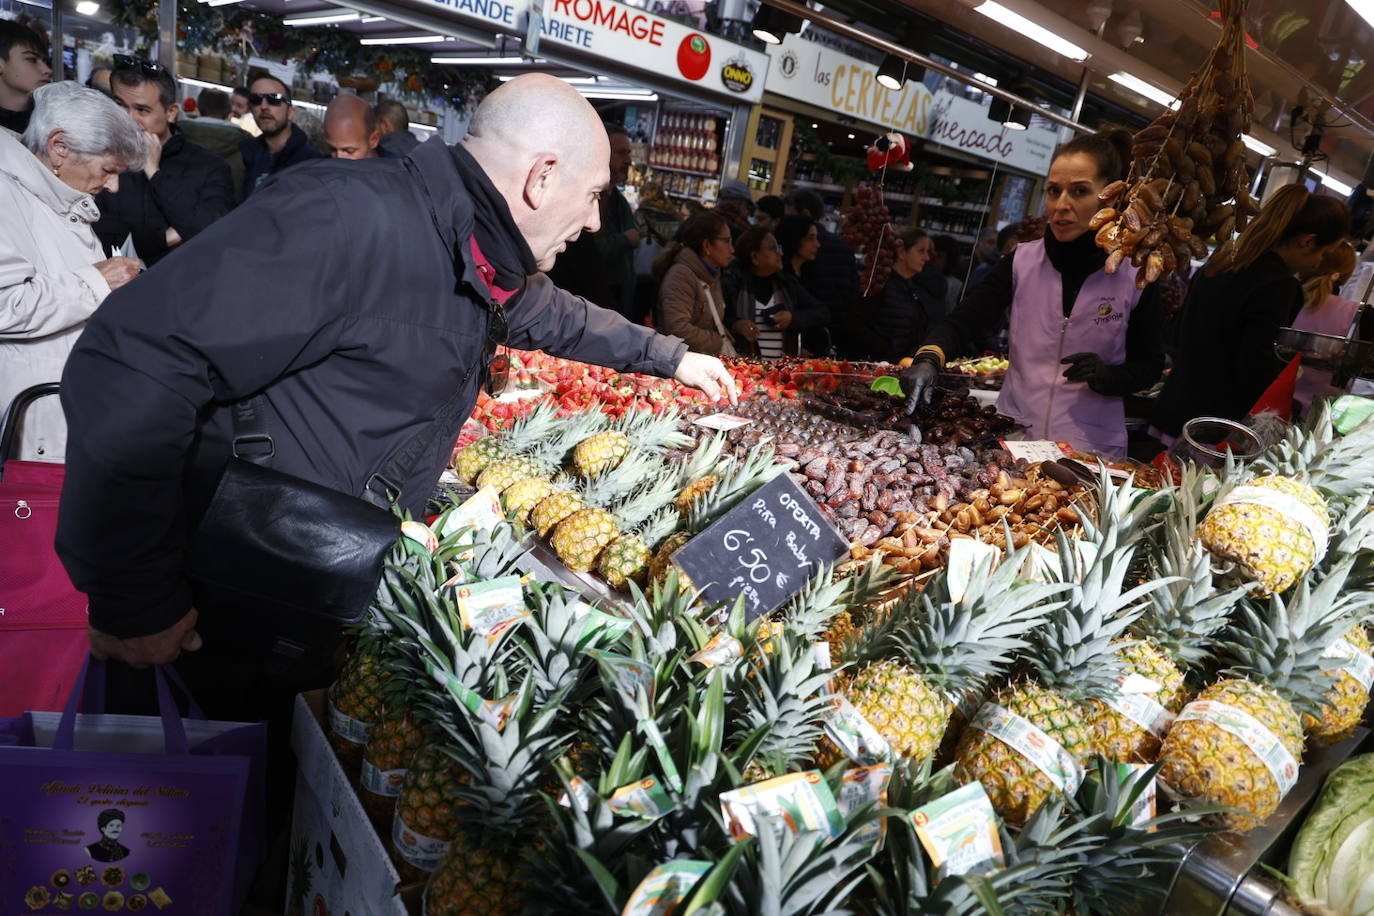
[841,186,900,295]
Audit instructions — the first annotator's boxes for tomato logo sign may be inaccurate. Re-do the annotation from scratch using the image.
[677,33,711,81]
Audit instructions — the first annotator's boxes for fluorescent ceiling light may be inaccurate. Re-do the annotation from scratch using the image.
[1240,134,1277,157]
[74,0,99,13]
[360,35,448,45]
[1321,172,1354,196]
[578,89,658,101]
[1108,72,1179,110]
[498,75,597,84]
[431,55,531,65]
[974,1,1089,61]
[1346,0,1374,30]
[284,11,359,25]
[973,72,998,87]
[206,0,245,5]
[412,123,438,132]
[361,15,386,22]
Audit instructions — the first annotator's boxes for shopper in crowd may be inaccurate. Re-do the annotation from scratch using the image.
[229,85,260,137]
[238,73,322,201]
[547,122,640,319]
[177,87,249,198]
[0,20,52,134]
[1291,242,1360,415]
[777,213,820,279]
[971,226,999,268]
[722,225,828,358]
[931,234,963,312]
[322,93,382,160]
[376,98,419,157]
[903,130,1166,458]
[630,182,682,324]
[1,82,143,460]
[965,222,1020,294]
[85,64,112,97]
[291,107,329,155]
[55,73,733,759]
[754,194,784,233]
[1153,185,1350,441]
[93,57,233,268]
[856,227,937,363]
[654,210,736,354]
[715,178,755,242]
[785,189,859,356]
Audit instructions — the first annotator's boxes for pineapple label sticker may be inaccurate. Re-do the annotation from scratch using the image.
[910,781,1004,877]
[4,764,242,915]
[1104,674,1176,738]
[1173,700,1300,796]
[719,771,845,841]
[1324,637,1374,691]
[672,475,848,621]
[621,860,711,916]
[969,704,1085,794]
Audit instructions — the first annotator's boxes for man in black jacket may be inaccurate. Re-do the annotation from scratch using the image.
[56,73,735,712]
[238,74,323,201]
[94,60,234,266]
[786,189,858,356]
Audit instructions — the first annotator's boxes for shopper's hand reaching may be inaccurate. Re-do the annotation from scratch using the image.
[675,352,738,405]
[89,608,202,668]
[900,358,939,414]
[93,257,143,291]
[1061,352,1111,393]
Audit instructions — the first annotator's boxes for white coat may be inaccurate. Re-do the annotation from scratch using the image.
[0,127,111,461]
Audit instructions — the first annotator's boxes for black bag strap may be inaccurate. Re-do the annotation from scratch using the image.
[0,382,61,469]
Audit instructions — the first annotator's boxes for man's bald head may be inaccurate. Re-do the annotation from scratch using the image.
[462,75,612,271]
[324,93,380,159]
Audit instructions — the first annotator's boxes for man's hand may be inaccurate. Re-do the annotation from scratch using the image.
[93,257,143,290]
[624,228,641,248]
[164,227,183,248]
[675,352,738,405]
[900,359,939,414]
[89,608,202,668]
[142,130,164,179]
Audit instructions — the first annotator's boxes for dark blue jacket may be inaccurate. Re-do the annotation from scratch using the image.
[800,227,859,355]
[238,123,324,201]
[57,139,687,639]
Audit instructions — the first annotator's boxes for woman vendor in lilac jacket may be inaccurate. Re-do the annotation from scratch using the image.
[900,129,1166,459]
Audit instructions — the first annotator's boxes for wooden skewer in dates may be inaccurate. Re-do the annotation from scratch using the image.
[1091,0,1257,289]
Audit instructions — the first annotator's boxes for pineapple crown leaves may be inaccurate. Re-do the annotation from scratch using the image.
[1079,467,1172,549]
[677,432,729,484]
[1251,400,1374,501]
[1138,540,1248,673]
[618,406,694,453]
[685,444,785,535]
[729,629,835,774]
[779,556,896,642]
[611,476,682,533]
[513,583,605,705]
[581,449,667,508]
[500,400,563,452]
[1218,559,1373,713]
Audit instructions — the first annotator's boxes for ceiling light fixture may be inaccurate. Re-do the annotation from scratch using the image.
[751,4,805,44]
[283,10,359,25]
[1240,134,1278,157]
[74,0,99,12]
[876,53,908,90]
[987,97,1011,123]
[579,90,659,101]
[206,0,245,6]
[973,1,1089,61]
[498,74,597,84]
[1108,72,1180,110]
[1320,172,1354,196]
[846,132,855,139]
[1004,106,1031,130]
[972,72,998,87]
[360,35,448,45]
[431,55,532,64]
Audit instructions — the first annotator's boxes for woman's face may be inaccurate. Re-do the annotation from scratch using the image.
[701,226,734,270]
[47,135,124,195]
[1044,152,1109,243]
[750,234,783,276]
[903,235,933,273]
[797,225,821,263]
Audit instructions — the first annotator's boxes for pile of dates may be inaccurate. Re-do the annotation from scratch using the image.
[806,381,1018,447]
[781,428,1024,547]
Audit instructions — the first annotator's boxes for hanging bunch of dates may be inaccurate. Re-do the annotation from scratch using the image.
[1090,0,1257,288]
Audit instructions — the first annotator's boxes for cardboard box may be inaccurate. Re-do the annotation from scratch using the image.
[287,691,409,916]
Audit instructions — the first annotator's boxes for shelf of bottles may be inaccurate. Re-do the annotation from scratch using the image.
[647,111,724,176]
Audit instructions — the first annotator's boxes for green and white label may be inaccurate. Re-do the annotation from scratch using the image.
[455,576,529,642]
[621,860,711,916]
[970,703,1084,794]
[688,632,744,667]
[607,777,674,820]
[1174,699,1299,796]
[392,814,450,872]
[439,486,504,539]
[1324,637,1374,692]
[1105,675,1174,738]
[360,759,407,797]
[720,771,845,842]
[1214,485,1329,562]
[325,698,373,746]
[837,763,891,849]
[822,696,894,766]
[910,781,1004,876]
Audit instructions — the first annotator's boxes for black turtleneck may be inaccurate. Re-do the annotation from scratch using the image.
[920,229,1165,399]
[0,98,34,134]
[448,144,537,291]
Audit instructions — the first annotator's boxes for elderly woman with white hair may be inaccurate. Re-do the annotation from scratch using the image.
[1,80,144,460]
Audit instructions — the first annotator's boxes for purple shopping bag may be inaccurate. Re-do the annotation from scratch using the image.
[0,659,266,916]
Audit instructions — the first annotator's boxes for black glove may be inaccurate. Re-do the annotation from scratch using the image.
[1060,352,1112,393]
[900,358,939,414]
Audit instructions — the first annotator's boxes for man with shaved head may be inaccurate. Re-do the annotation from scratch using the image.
[57,75,738,775]
[323,93,382,159]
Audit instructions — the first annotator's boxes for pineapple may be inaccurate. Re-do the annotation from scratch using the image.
[475,453,540,493]
[326,640,389,777]
[1301,623,1372,747]
[392,743,471,884]
[530,487,584,538]
[670,433,726,517]
[453,402,559,484]
[1198,475,1330,596]
[955,493,1167,826]
[549,451,660,572]
[359,705,428,833]
[501,475,555,526]
[597,459,703,587]
[1159,561,1365,831]
[486,411,607,505]
[570,409,691,478]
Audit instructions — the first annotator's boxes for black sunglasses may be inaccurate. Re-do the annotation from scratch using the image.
[113,54,165,76]
[248,92,288,106]
[483,304,510,396]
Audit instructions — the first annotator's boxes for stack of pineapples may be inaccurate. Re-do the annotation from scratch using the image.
[308,401,1374,914]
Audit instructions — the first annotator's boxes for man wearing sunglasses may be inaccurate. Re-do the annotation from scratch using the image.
[93,57,234,267]
[238,73,321,201]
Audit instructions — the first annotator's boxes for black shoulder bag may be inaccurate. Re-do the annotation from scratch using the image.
[186,380,471,625]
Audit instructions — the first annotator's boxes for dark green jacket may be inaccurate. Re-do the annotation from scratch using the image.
[178,118,250,200]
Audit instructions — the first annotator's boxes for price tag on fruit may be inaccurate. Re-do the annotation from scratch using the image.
[693,412,754,431]
[671,475,848,621]
[999,440,1073,463]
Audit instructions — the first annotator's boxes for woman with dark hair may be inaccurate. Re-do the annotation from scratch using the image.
[856,226,935,363]
[776,214,821,280]
[721,226,828,358]
[903,129,1167,458]
[1153,186,1351,438]
[654,210,736,354]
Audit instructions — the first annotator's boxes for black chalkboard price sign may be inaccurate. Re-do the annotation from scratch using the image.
[671,474,849,621]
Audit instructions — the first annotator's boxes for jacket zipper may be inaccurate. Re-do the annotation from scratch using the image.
[1045,316,1070,438]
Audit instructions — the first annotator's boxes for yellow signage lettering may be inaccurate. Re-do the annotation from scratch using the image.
[831,64,846,109]
[845,65,859,113]
[879,82,894,125]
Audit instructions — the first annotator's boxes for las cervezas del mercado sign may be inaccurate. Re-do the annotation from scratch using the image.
[417,0,769,103]
[764,33,1058,173]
